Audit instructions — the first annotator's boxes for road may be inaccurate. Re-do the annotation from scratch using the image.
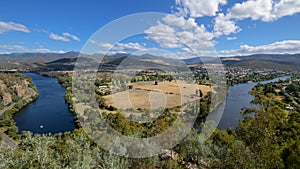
[0,87,36,147]
[283,86,299,106]
[0,88,35,116]
[0,129,18,147]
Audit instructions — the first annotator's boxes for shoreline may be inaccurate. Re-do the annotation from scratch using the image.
[0,84,38,146]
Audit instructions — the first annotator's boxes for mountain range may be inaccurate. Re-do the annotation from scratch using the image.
[1,52,300,71]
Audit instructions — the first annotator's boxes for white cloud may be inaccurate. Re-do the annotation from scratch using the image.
[0,21,30,34]
[227,37,237,40]
[50,32,70,42]
[145,15,214,51]
[219,40,300,56]
[213,13,241,37]
[90,40,114,49]
[31,47,65,53]
[49,32,80,42]
[34,29,48,33]
[0,45,27,51]
[63,32,81,42]
[210,0,300,40]
[162,14,197,29]
[174,0,227,18]
[170,0,300,45]
[273,0,300,18]
[228,0,274,22]
[145,21,181,48]
[115,43,147,51]
[0,44,65,54]
[226,0,300,22]
[89,40,147,51]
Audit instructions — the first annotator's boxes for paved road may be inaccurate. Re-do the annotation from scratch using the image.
[0,87,35,147]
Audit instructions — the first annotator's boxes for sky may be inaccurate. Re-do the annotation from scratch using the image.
[0,0,300,57]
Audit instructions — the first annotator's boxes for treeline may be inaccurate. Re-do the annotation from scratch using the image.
[226,71,287,86]
[0,97,37,139]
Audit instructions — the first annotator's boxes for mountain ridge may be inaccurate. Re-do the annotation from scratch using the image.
[1,52,300,71]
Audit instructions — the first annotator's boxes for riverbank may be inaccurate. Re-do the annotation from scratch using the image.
[40,72,81,128]
[209,76,291,130]
[13,73,75,134]
[0,80,38,144]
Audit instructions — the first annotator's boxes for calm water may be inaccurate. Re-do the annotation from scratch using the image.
[216,76,290,129]
[14,73,288,133]
[14,73,75,134]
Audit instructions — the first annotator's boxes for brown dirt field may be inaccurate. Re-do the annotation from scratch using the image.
[275,96,284,101]
[103,81,211,110]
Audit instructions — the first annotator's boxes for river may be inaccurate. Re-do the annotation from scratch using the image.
[13,73,75,134]
[13,73,289,134]
[215,76,290,129]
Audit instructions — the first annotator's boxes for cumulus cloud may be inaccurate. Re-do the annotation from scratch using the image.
[228,0,274,22]
[162,14,197,30]
[49,32,70,42]
[63,32,81,42]
[219,40,300,56]
[213,13,241,37]
[145,15,214,52]
[0,21,30,34]
[174,0,227,18]
[171,0,300,43]
[226,0,300,22]
[273,0,300,18]
[145,21,181,48]
[90,40,147,51]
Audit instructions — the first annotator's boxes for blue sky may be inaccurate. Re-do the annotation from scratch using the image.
[1,0,300,57]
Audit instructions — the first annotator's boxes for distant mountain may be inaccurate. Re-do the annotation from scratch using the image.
[182,53,300,71]
[221,54,300,66]
[1,52,300,72]
[109,53,131,57]
[0,51,79,60]
[231,60,299,71]
[221,54,300,71]
[182,57,203,65]
[0,51,80,71]
[46,58,77,64]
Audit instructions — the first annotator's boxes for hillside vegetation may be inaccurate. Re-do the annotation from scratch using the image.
[0,73,38,140]
[0,73,31,109]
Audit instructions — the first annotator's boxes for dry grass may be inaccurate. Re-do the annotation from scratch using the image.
[275,96,284,101]
[140,59,171,66]
[103,80,211,110]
